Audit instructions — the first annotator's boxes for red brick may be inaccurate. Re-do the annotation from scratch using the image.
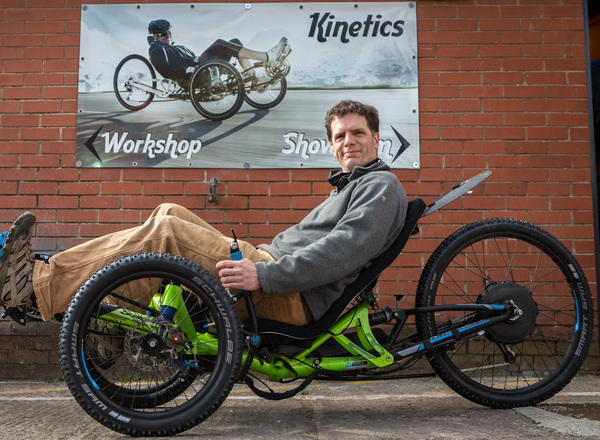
[440,127,483,140]
[22,100,62,113]
[420,59,459,71]
[4,60,43,73]
[420,85,460,98]
[4,34,43,47]
[25,47,64,59]
[459,31,500,44]
[60,182,100,195]
[21,154,60,168]
[3,86,41,100]
[5,8,44,20]
[506,141,548,154]
[38,169,79,181]
[460,58,501,71]
[440,99,481,112]
[500,5,542,18]
[98,210,143,224]
[23,73,64,86]
[526,99,567,112]
[503,58,544,71]
[437,46,479,58]
[522,44,564,58]
[544,31,585,45]
[0,0,597,379]
[480,18,520,31]
[43,87,78,100]
[291,196,323,210]
[1,114,39,127]
[488,155,530,168]
[143,182,184,195]
[228,182,268,195]
[0,47,25,60]
[440,72,481,85]
[270,182,312,196]
[438,18,478,31]
[547,85,587,98]
[420,113,461,126]
[462,113,503,126]
[461,85,503,98]
[480,45,521,58]
[38,196,79,209]
[100,182,141,195]
[483,71,524,84]
[527,127,569,140]
[226,210,267,224]
[25,21,64,34]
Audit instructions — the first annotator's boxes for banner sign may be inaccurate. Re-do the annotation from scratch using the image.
[77,2,419,169]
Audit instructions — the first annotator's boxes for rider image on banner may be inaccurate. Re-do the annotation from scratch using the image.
[76,2,419,169]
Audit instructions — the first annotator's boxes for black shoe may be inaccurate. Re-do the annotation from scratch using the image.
[0,212,36,308]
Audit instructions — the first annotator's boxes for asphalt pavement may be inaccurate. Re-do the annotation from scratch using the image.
[1,374,600,439]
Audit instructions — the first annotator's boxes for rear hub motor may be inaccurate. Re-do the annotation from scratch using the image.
[477,282,538,344]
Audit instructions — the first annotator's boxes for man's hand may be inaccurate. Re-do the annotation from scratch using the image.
[216,258,261,291]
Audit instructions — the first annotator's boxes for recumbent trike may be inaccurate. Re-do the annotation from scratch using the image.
[112,36,290,121]
[58,171,594,436]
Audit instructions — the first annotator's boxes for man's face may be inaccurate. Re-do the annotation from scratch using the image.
[154,31,171,44]
[330,113,379,173]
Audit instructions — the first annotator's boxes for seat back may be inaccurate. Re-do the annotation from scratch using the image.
[256,198,427,339]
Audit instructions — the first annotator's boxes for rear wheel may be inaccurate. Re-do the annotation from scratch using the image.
[189,60,244,120]
[244,77,287,109]
[415,218,593,408]
[113,54,156,111]
[59,252,243,436]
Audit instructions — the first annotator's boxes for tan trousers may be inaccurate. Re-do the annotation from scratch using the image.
[33,203,309,325]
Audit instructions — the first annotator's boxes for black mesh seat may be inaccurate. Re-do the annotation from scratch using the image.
[255,198,427,339]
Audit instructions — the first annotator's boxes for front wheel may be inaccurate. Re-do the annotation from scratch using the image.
[189,60,244,121]
[244,77,287,109]
[415,218,593,408]
[113,54,156,111]
[59,252,243,436]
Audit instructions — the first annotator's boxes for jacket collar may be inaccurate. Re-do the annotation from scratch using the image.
[327,158,388,191]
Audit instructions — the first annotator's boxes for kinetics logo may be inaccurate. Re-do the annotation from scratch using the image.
[83,128,203,161]
[308,12,405,43]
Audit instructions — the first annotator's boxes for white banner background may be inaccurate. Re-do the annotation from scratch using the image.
[77,2,419,169]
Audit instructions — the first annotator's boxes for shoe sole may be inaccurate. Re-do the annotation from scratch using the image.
[0,212,36,294]
[274,44,291,63]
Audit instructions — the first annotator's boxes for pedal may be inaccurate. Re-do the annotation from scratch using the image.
[265,59,290,79]
[2,306,28,326]
[35,253,52,264]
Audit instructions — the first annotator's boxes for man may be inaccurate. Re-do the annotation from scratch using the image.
[0,100,407,326]
[147,19,291,85]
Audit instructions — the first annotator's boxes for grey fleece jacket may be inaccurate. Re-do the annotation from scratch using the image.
[255,159,407,321]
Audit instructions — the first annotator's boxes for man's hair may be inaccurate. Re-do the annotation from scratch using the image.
[325,100,379,141]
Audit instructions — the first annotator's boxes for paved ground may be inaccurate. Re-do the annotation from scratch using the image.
[1,374,600,439]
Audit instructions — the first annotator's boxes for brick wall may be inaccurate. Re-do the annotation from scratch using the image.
[0,0,597,379]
